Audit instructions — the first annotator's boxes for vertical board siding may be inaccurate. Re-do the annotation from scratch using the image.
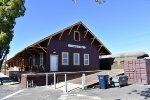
[46,26,99,72]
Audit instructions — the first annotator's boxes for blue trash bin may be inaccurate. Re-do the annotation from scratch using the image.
[98,75,109,89]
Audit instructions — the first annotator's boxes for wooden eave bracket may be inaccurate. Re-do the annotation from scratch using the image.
[91,37,95,45]
[100,51,105,55]
[59,31,64,40]
[77,24,81,31]
[98,45,103,52]
[37,44,47,53]
[84,30,89,38]
[69,27,73,35]
[47,37,52,47]
[32,46,47,50]
[68,24,80,35]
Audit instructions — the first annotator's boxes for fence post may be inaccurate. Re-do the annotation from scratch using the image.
[65,74,67,92]
[108,71,110,84]
[82,73,85,90]
[108,71,110,76]
[31,80,33,87]
[46,73,48,86]
[26,80,28,88]
[54,73,56,89]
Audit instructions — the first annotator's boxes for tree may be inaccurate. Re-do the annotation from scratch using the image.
[72,0,105,4]
[0,0,26,70]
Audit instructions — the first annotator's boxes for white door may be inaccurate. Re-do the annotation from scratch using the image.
[50,55,58,71]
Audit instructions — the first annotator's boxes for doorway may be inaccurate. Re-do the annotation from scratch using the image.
[50,55,58,71]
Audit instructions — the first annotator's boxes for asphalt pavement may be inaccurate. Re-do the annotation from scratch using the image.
[1,83,150,100]
[0,82,23,99]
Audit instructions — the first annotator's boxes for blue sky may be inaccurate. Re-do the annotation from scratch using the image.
[8,0,150,58]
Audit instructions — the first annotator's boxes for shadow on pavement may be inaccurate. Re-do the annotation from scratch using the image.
[140,88,150,99]
[128,88,150,100]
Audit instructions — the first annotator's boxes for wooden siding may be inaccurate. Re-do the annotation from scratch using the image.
[46,25,100,72]
[8,22,111,72]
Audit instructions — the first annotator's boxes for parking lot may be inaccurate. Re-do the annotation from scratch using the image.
[70,84,150,100]
[1,82,150,100]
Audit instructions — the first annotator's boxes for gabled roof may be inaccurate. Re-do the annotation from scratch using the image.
[8,21,111,62]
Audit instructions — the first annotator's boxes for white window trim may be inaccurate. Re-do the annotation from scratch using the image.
[40,53,43,65]
[33,55,35,65]
[84,54,89,65]
[62,52,69,65]
[73,53,80,65]
[74,31,80,41]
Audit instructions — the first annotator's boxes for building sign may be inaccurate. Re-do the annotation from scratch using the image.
[68,44,86,49]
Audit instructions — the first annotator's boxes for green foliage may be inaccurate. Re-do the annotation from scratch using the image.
[72,0,105,4]
[0,0,26,69]
[0,32,11,47]
[95,0,105,4]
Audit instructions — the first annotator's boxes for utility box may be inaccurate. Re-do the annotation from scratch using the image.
[111,75,128,87]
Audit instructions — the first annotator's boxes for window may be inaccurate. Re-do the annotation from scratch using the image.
[40,53,43,65]
[33,55,35,65]
[84,54,89,65]
[74,31,80,41]
[73,53,80,65]
[62,52,69,65]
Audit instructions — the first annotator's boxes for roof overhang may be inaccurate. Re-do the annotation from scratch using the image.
[8,21,111,63]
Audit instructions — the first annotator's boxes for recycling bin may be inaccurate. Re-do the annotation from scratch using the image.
[98,75,109,89]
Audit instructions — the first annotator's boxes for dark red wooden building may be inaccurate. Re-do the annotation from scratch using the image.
[8,22,111,72]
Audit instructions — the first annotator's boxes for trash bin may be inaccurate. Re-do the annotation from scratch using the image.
[98,75,109,89]
[111,75,128,87]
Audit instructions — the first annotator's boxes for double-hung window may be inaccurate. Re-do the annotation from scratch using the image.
[40,53,43,65]
[84,54,89,65]
[62,52,69,65]
[73,53,80,65]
